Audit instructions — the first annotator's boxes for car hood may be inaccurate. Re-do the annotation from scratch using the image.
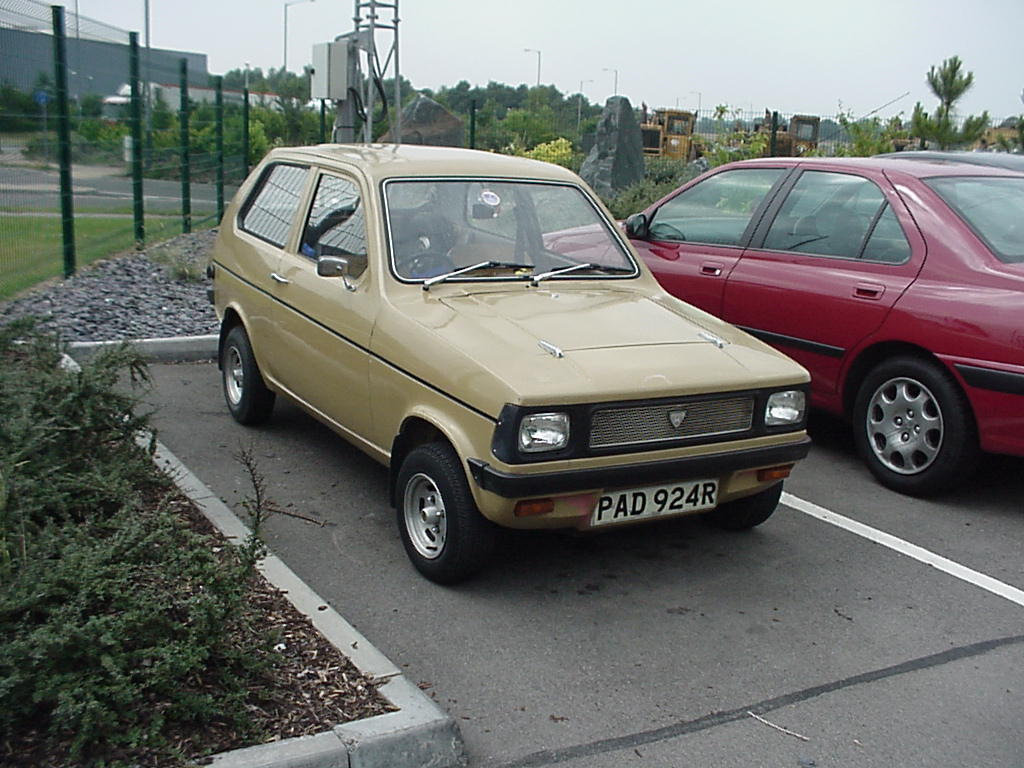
[380,286,808,413]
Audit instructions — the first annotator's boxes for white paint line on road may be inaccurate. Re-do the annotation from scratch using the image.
[782,491,1024,609]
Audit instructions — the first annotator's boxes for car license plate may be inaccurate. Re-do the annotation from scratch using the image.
[591,479,717,527]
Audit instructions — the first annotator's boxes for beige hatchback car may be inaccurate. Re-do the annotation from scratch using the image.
[210,144,811,583]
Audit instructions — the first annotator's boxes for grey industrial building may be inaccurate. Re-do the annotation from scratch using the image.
[1,25,209,102]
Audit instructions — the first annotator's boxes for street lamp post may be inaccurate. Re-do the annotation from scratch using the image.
[690,90,702,115]
[602,67,618,96]
[283,0,315,74]
[576,78,593,137]
[523,48,541,87]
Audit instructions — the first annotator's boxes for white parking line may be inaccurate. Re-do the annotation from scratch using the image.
[782,492,1024,609]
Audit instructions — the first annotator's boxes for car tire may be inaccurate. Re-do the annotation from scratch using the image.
[396,442,498,584]
[221,325,275,425]
[701,482,782,531]
[852,356,979,496]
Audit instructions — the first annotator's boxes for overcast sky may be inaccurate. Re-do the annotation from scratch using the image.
[59,0,1023,121]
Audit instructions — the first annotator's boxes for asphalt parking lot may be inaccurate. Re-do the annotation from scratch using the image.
[144,361,1024,768]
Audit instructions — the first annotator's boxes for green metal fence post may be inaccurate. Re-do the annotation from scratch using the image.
[242,86,250,178]
[178,58,191,234]
[215,76,224,221]
[770,111,779,158]
[129,31,145,247]
[51,5,76,278]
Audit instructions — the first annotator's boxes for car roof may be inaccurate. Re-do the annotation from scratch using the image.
[723,155,1024,179]
[872,150,1024,172]
[263,143,582,184]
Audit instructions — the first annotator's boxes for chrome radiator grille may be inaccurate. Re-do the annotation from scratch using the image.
[589,396,754,449]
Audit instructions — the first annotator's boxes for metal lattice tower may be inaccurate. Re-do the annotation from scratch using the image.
[353,0,400,143]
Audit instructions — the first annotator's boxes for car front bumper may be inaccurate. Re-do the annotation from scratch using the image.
[467,436,811,498]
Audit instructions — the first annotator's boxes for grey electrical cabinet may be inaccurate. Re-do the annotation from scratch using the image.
[310,41,349,101]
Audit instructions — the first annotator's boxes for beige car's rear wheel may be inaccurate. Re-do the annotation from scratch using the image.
[221,325,275,425]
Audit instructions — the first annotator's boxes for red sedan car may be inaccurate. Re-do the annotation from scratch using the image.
[625,157,1024,495]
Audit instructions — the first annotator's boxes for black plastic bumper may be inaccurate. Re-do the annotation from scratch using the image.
[467,437,811,499]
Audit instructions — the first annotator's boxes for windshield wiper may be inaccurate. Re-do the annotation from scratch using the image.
[530,262,632,286]
[422,260,533,290]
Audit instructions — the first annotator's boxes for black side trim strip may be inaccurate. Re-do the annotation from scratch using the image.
[738,326,845,359]
[955,364,1024,396]
[214,260,496,423]
[468,437,811,498]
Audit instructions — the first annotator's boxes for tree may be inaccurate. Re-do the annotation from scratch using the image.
[911,55,989,149]
[927,55,973,116]
[834,112,909,156]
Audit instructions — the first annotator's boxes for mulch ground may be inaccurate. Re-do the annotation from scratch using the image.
[0,490,395,768]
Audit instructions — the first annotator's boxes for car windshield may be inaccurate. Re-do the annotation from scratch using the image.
[924,176,1024,264]
[383,179,638,282]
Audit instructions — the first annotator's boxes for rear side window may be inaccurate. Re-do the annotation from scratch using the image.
[763,170,908,262]
[649,168,784,247]
[861,206,911,264]
[239,163,309,247]
[924,176,1024,264]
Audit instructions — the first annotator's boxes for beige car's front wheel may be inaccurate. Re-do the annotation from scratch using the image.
[396,442,497,584]
[701,482,781,531]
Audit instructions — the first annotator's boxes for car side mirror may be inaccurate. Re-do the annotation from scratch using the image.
[624,212,649,240]
[317,255,356,292]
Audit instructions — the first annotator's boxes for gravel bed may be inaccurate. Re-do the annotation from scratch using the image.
[0,230,219,342]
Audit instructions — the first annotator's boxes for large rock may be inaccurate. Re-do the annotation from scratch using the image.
[381,94,464,147]
[579,96,644,198]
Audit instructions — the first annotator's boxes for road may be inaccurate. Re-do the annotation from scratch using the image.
[144,361,1024,768]
[0,159,237,215]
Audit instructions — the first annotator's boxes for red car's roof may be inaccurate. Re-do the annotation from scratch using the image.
[724,156,1024,179]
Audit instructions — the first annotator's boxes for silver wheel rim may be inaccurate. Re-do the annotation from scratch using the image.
[865,375,944,475]
[225,345,244,406]
[403,472,447,560]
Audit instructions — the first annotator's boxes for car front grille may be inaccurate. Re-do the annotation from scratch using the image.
[589,396,754,449]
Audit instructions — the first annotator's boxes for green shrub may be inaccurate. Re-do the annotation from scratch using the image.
[520,137,575,168]
[0,322,274,764]
[602,160,701,220]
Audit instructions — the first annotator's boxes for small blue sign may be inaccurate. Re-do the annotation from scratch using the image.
[34,90,49,106]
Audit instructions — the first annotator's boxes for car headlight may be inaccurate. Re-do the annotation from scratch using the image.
[519,412,570,453]
[765,390,806,426]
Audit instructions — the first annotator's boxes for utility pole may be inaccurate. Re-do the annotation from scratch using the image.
[576,78,593,137]
[524,48,541,87]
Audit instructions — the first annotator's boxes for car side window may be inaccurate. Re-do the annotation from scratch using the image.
[239,163,309,247]
[860,205,911,264]
[648,168,784,247]
[762,171,902,260]
[300,174,367,268]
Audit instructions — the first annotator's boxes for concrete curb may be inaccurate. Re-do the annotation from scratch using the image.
[69,333,219,362]
[62,343,467,768]
[153,440,466,768]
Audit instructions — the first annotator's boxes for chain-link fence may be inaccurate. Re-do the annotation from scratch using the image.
[1,0,247,299]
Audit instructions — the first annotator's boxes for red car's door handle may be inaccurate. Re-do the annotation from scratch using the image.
[700,263,723,277]
[853,283,884,300]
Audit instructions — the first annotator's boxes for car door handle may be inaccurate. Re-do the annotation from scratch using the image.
[270,272,291,284]
[700,263,723,277]
[853,282,884,300]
